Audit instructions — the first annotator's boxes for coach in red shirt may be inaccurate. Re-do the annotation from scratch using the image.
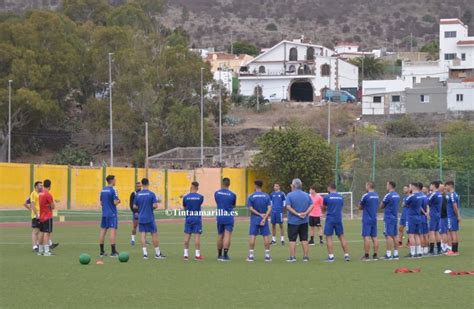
[38,179,56,256]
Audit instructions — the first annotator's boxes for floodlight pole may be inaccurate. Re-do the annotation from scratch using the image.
[200,67,204,167]
[145,122,149,177]
[8,80,12,163]
[108,52,114,167]
[218,67,222,165]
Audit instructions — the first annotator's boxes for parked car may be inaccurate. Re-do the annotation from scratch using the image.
[263,93,288,103]
[323,90,356,103]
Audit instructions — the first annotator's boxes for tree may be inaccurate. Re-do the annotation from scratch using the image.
[349,56,384,80]
[53,146,94,165]
[265,23,277,31]
[229,41,259,56]
[62,0,110,25]
[252,126,334,192]
[420,41,439,60]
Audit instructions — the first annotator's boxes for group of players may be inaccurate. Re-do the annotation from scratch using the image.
[25,174,461,262]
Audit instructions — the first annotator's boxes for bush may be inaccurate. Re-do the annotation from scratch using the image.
[52,146,94,166]
[385,116,421,137]
[265,23,278,31]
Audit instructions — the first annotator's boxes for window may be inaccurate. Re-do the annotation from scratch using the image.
[373,96,382,103]
[461,53,466,61]
[456,94,464,102]
[321,64,331,76]
[412,76,416,84]
[444,53,456,60]
[288,65,296,73]
[258,65,266,73]
[420,95,430,103]
[307,47,315,61]
[289,47,298,61]
[391,95,400,102]
[444,31,456,38]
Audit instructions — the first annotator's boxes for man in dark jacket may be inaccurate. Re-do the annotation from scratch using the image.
[130,182,142,245]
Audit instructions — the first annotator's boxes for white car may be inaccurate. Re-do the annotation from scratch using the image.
[263,93,288,103]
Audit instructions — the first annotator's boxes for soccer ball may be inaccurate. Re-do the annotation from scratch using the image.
[118,252,130,263]
[79,253,91,265]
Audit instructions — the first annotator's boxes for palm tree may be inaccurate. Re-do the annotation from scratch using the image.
[349,56,384,81]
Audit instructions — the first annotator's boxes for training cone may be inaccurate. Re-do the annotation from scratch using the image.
[118,252,130,263]
[79,253,91,265]
[96,260,104,265]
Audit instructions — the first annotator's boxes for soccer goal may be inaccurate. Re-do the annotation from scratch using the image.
[319,191,354,220]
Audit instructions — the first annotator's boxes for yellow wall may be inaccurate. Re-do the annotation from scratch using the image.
[34,164,68,209]
[0,163,30,208]
[0,164,253,210]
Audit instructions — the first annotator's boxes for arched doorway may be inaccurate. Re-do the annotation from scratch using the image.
[290,79,314,102]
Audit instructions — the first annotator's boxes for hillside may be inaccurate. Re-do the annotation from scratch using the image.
[2,0,473,51]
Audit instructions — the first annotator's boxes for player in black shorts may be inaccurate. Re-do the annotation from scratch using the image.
[130,182,142,245]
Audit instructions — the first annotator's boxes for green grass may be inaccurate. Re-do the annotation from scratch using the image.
[0,216,473,308]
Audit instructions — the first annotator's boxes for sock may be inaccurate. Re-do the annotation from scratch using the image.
[195,249,200,257]
[265,249,270,257]
[429,243,434,253]
[417,245,422,255]
[281,236,285,242]
[272,236,276,242]
[319,235,323,241]
[142,247,147,256]
[394,250,399,256]
[329,254,334,258]
[410,246,416,256]
[33,244,38,249]
[155,247,161,256]
[49,239,52,246]
[39,245,44,253]
[218,248,223,257]
[344,253,349,257]
[111,244,117,254]
[447,244,452,250]
[386,250,392,257]
[423,247,429,255]
[310,236,314,241]
[436,242,441,252]
[248,249,254,258]
[100,244,104,253]
[131,235,135,241]
[452,243,458,253]
[184,248,189,257]
[44,245,50,253]
[364,253,369,258]
[223,248,229,257]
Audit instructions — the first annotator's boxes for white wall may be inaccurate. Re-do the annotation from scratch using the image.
[239,77,291,98]
[439,19,474,69]
[447,81,474,111]
[402,62,449,83]
[362,78,412,115]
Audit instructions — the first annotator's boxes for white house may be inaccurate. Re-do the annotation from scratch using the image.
[362,77,413,115]
[238,39,359,102]
[334,42,382,60]
[402,18,474,83]
[447,77,474,111]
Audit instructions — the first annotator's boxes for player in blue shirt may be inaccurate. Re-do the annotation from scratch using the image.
[359,182,379,261]
[420,184,430,255]
[133,178,165,260]
[445,181,461,255]
[380,181,400,260]
[404,183,425,258]
[99,175,120,257]
[285,178,313,262]
[182,181,204,261]
[215,177,237,261]
[270,183,286,245]
[428,181,443,255]
[246,180,272,262]
[322,183,350,262]
[397,185,410,247]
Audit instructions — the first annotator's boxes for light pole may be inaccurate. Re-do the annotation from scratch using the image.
[218,67,222,165]
[145,122,149,177]
[108,52,114,167]
[327,100,331,144]
[200,67,204,167]
[8,80,12,163]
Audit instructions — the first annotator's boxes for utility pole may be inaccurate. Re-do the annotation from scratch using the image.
[256,84,260,112]
[218,67,222,165]
[410,32,413,53]
[7,80,12,163]
[230,32,234,55]
[108,52,114,167]
[145,122,149,177]
[327,99,331,144]
[200,67,204,167]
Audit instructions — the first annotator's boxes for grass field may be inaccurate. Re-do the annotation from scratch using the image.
[0,211,473,308]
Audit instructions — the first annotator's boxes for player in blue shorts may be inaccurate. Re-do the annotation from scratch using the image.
[438,184,451,253]
[420,184,430,255]
[270,183,286,245]
[428,181,442,255]
[99,175,120,257]
[445,181,461,256]
[322,183,350,262]
[246,180,272,262]
[359,182,379,261]
[405,183,424,258]
[215,177,237,261]
[398,185,410,247]
[182,181,204,261]
[134,178,166,260]
[129,181,142,245]
[380,181,400,260]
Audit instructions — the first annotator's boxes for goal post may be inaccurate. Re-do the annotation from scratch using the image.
[319,191,354,220]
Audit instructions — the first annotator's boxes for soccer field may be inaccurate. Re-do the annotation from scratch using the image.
[0,214,473,308]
